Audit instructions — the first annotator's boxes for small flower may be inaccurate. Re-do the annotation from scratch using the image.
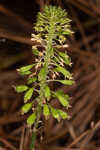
[35,64,40,70]
[35,59,39,62]
[60,61,64,66]
[42,99,46,104]
[31,38,35,41]
[32,46,37,49]
[55,71,59,76]
[62,44,69,48]
[52,72,56,79]
[39,52,43,57]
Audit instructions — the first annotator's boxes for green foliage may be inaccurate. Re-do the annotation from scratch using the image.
[56,80,74,85]
[57,109,69,119]
[24,88,34,103]
[53,90,69,107]
[57,51,71,65]
[15,85,28,93]
[32,48,39,56]
[17,64,34,72]
[38,67,46,81]
[22,102,33,114]
[50,106,60,121]
[55,65,73,79]
[19,71,32,76]
[27,77,37,85]
[27,112,36,125]
[43,104,50,119]
[15,5,74,135]
[44,86,51,101]
[17,64,34,76]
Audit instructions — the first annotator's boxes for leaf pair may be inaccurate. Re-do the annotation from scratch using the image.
[43,104,69,121]
[57,51,71,66]
[15,85,34,103]
[53,90,70,107]
[55,65,73,79]
[17,64,34,76]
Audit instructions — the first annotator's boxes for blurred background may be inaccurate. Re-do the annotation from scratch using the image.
[0,0,100,150]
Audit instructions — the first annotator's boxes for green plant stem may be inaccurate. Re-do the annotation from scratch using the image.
[37,21,55,122]
[30,131,37,150]
[37,37,54,120]
[31,22,55,150]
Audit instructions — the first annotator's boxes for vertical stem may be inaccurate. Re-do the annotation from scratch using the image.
[31,19,55,150]
[30,132,37,150]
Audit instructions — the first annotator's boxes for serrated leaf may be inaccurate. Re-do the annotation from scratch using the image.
[43,104,50,119]
[22,102,33,113]
[32,48,39,56]
[50,106,60,121]
[18,64,34,72]
[38,67,46,81]
[24,88,34,103]
[27,112,36,125]
[55,66,72,79]
[54,90,69,107]
[57,80,74,85]
[15,85,28,93]
[44,86,51,101]
[57,109,69,119]
[27,77,37,84]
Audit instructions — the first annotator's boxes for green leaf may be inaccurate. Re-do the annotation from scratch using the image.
[15,85,28,93]
[27,77,37,84]
[38,67,46,81]
[50,106,60,121]
[57,80,74,85]
[27,112,36,125]
[43,104,50,119]
[19,71,32,76]
[54,90,69,107]
[57,109,69,119]
[24,88,34,103]
[18,64,34,72]
[22,102,33,113]
[54,56,60,64]
[62,29,73,35]
[32,48,39,56]
[55,66,72,79]
[58,51,67,58]
[44,86,51,101]
[58,51,71,65]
